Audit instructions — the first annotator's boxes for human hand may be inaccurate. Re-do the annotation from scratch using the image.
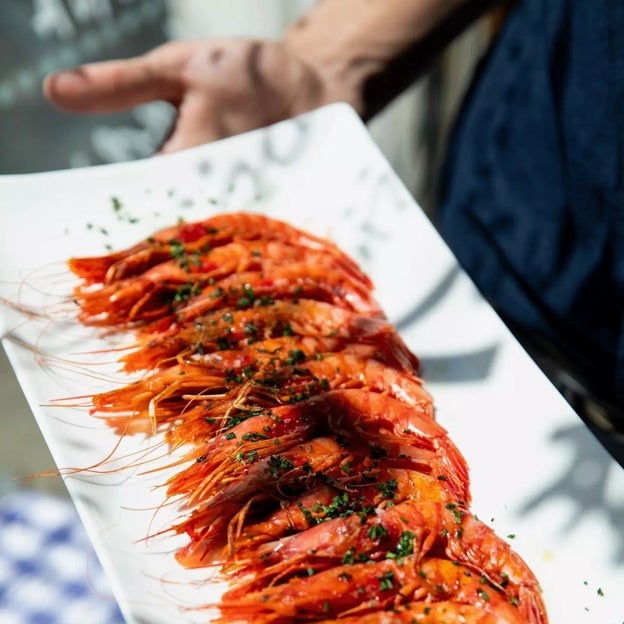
[43,38,360,154]
[43,1,480,155]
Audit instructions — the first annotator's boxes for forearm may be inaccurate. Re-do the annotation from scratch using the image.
[284,0,499,118]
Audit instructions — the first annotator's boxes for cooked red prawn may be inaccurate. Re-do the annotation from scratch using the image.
[299,357,432,415]
[161,355,431,444]
[229,499,540,599]
[69,212,372,287]
[124,334,349,374]
[227,499,439,589]
[319,600,520,623]
[171,429,451,556]
[121,299,419,374]
[172,436,353,567]
[169,435,363,509]
[226,483,342,554]
[169,393,468,568]
[216,556,416,622]
[197,338,426,402]
[171,432,455,528]
[72,262,381,326]
[227,467,452,560]
[90,352,433,437]
[216,554,543,624]
[164,401,320,491]
[415,558,546,624]
[317,559,536,624]
[72,240,377,327]
[303,390,464,494]
[176,265,381,320]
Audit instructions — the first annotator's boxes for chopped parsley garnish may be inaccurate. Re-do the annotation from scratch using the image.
[341,548,355,565]
[172,282,201,303]
[378,478,398,499]
[268,455,295,477]
[235,450,259,464]
[368,524,388,540]
[297,502,315,525]
[445,502,465,524]
[241,431,269,442]
[476,588,490,602]
[386,531,416,559]
[285,349,306,365]
[377,571,395,591]
[244,322,259,336]
[236,284,256,309]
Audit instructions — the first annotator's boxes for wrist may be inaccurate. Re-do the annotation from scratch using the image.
[282,0,478,118]
[283,18,380,115]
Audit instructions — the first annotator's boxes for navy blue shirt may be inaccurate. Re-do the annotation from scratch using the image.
[439,0,624,406]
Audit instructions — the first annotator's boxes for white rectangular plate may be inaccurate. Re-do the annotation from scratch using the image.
[1,104,623,623]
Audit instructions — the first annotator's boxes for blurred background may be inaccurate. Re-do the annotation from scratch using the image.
[0,0,493,500]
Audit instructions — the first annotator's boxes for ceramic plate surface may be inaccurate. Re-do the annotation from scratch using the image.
[1,104,623,623]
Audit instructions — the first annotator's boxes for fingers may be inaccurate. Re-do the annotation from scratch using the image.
[159,92,225,153]
[42,42,195,114]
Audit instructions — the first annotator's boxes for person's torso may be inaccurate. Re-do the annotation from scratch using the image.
[438,0,624,404]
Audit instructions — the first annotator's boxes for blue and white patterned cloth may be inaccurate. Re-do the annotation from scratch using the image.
[0,490,125,624]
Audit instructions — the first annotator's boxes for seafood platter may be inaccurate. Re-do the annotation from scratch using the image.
[1,104,623,623]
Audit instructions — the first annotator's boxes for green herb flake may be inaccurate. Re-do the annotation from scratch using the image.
[390,531,416,559]
[286,349,306,365]
[368,524,388,540]
[244,322,259,336]
[377,571,395,591]
[341,548,355,565]
[297,502,315,525]
[242,431,269,442]
[268,455,295,477]
[378,478,398,499]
